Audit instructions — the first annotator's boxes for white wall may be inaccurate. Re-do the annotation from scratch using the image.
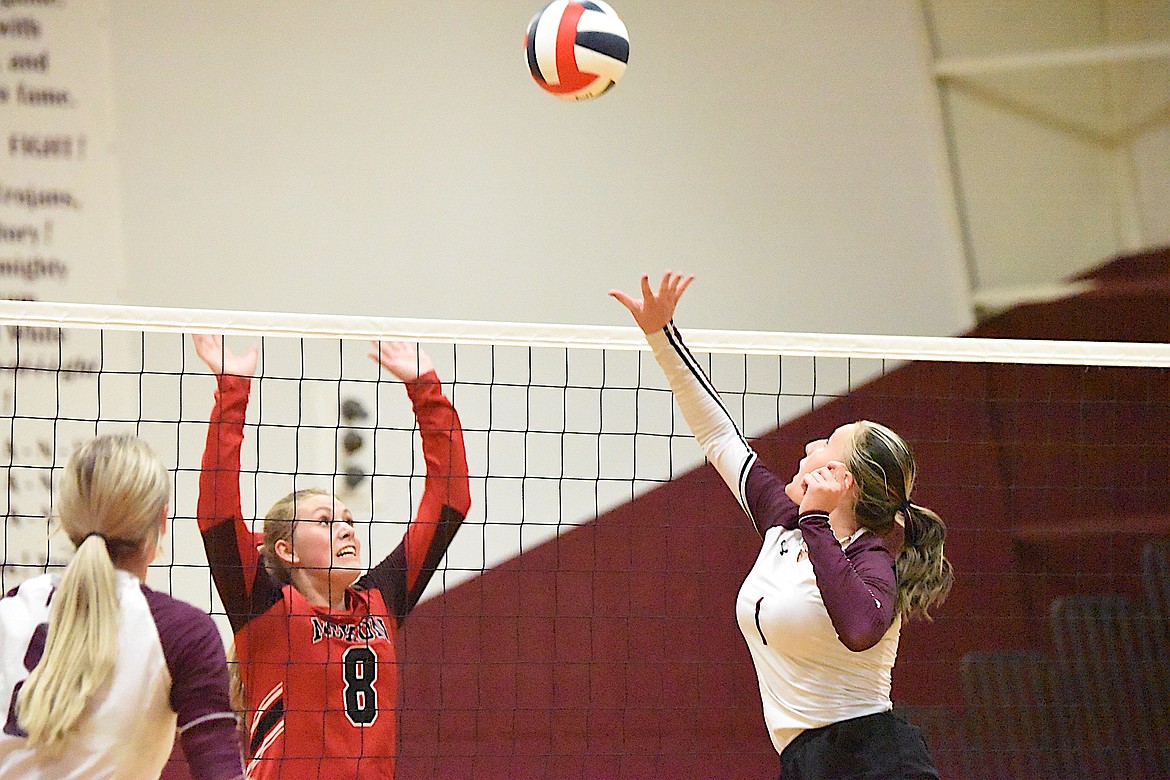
[1135,124,1170,244]
[924,0,1170,296]
[107,0,972,337]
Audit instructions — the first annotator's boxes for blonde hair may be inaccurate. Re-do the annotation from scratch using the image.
[260,488,330,585]
[17,433,170,752]
[846,421,953,620]
[226,642,250,758]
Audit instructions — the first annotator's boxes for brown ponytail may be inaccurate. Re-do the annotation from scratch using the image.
[846,421,953,620]
[895,502,953,620]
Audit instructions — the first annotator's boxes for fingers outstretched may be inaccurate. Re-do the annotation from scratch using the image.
[610,271,694,334]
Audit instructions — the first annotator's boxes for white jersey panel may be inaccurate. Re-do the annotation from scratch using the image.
[735,525,900,754]
[0,571,177,780]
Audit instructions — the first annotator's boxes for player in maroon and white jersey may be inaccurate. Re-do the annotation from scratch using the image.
[193,336,471,780]
[612,273,954,780]
[0,434,243,780]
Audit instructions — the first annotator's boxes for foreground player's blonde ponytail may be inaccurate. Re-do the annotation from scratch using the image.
[17,434,170,752]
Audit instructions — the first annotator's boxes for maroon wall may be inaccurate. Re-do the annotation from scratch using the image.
[396,466,778,777]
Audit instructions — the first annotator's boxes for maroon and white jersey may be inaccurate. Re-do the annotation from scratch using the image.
[199,371,470,780]
[0,571,243,780]
[648,323,902,755]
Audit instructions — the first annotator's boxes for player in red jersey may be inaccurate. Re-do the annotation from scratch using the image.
[193,335,471,780]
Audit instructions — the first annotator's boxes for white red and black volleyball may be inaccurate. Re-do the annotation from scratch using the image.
[525,1,629,101]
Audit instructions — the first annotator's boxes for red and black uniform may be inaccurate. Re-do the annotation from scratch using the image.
[199,372,470,780]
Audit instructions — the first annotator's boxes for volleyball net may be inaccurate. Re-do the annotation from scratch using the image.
[1,299,1168,779]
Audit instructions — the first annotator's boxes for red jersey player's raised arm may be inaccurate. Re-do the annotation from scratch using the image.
[198,372,282,632]
[358,371,471,624]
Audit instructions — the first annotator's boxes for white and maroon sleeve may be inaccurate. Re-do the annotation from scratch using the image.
[647,323,798,535]
[143,588,244,780]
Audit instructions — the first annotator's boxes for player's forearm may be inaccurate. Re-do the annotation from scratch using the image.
[198,374,251,532]
[198,374,262,619]
[647,323,757,515]
[358,374,471,622]
[407,372,472,516]
[179,717,246,780]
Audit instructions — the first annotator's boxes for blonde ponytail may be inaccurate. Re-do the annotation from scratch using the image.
[17,433,170,752]
[17,534,121,751]
[225,642,252,760]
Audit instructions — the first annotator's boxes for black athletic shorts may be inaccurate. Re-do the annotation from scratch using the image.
[778,710,940,780]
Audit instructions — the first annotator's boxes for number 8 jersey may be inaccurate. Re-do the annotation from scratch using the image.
[199,372,471,780]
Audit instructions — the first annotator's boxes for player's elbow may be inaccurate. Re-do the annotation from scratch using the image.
[838,632,882,653]
[834,616,889,652]
[452,489,472,517]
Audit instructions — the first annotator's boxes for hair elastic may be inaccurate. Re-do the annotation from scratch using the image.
[898,497,914,514]
[84,531,108,544]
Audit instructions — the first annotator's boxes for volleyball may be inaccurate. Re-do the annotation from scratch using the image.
[525,1,629,101]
